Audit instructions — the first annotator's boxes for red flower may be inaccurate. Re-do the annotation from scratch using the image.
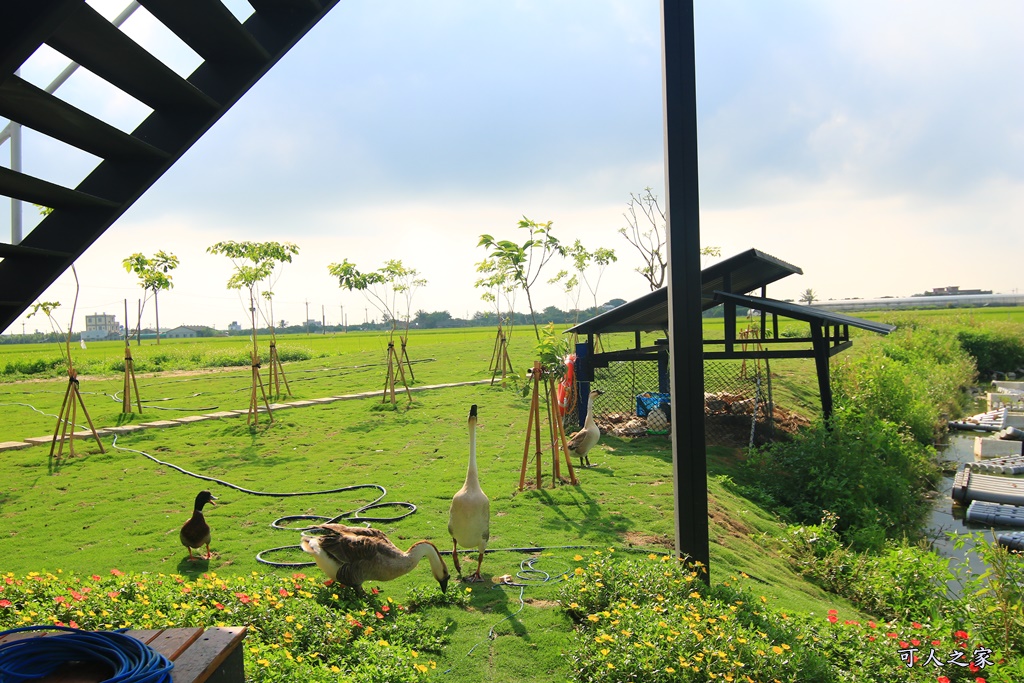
[235,593,251,604]
[214,602,225,610]
[911,622,923,629]
[868,636,875,642]
[279,588,289,597]
[887,632,899,639]
[955,630,969,640]
[937,677,950,683]
[381,605,390,612]
[931,640,941,646]
[110,569,124,577]
[90,575,101,582]
[827,615,838,623]
[53,596,66,604]
[911,639,921,646]
[827,609,838,616]
[868,621,877,629]
[69,621,79,629]
[969,663,979,672]
[371,587,380,595]
[292,573,307,580]
[324,579,334,587]
[0,599,12,608]
[976,678,986,683]
[900,641,909,649]
[107,592,119,599]
[375,611,384,619]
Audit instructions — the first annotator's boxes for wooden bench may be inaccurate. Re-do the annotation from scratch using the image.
[0,626,246,683]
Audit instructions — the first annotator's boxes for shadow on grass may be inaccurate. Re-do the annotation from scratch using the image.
[529,486,632,539]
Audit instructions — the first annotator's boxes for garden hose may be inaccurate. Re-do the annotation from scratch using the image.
[0,625,173,683]
[110,436,417,568]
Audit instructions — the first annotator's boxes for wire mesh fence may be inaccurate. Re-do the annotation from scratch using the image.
[573,358,779,447]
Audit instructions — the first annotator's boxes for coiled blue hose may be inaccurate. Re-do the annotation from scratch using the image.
[0,625,172,683]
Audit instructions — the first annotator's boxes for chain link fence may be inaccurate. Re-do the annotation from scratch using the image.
[571,357,777,446]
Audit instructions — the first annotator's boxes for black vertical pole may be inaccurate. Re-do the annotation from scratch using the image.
[662,0,710,577]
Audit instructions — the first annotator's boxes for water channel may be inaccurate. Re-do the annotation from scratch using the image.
[926,432,1022,594]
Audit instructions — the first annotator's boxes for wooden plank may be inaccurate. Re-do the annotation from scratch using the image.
[169,626,247,683]
[148,627,205,661]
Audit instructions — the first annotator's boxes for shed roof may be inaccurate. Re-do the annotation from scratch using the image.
[566,248,802,334]
[713,291,896,335]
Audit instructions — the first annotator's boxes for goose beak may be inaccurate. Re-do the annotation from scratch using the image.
[439,575,450,593]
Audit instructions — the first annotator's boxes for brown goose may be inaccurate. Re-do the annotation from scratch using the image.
[180,490,217,561]
[447,405,490,582]
[300,523,450,594]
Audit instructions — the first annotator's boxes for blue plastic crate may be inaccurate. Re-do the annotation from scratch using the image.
[636,392,670,418]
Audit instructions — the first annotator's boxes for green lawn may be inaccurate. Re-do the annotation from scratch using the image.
[0,326,864,682]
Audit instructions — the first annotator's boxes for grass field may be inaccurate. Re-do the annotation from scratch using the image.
[0,324,859,682]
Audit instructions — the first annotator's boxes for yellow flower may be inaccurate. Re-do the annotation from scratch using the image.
[606,663,615,669]
[771,646,783,654]
[378,639,389,647]
[601,648,610,656]
[285,615,294,623]
[575,568,584,575]
[587,615,600,622]
[257,659,270,667]
[666,668,676,674]
[415,664,428,673]
[331,666,340,673]
[411,651,419,658]
[574,555,583,561]
[569,602,579,609]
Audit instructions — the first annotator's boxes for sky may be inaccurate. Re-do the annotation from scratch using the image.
[3,0,1023,335]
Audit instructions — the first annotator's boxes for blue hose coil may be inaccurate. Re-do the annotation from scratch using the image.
[0,625,173,683]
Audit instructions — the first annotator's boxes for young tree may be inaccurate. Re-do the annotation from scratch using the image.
[800,288,818,305]
[478,217,564,340]
[553,239,618,322]
[122,250,179,345]
[328,259,426,401]
[619,188,720,291]
[207,240,299,422]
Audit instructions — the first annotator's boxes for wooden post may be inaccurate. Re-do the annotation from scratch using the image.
[51,369,104,458]
[248,352,273,425]
[518,362,576,490]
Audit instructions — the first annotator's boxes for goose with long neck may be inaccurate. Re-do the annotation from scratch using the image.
[568,389,603,468]
[447,404,490,582]
[180,490,217,561]
[301,524,449,595]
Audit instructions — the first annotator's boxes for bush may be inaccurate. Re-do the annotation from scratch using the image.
[744,409,939,551]
[954,326,1024,377]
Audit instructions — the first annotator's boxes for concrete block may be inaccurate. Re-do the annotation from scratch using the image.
[0,441,33,451]
[138,420,180,428]
[204,411,241,418]
[1006,414,1024,430]
[105,425,146,434]
[176,415,215,423]
[23,435,56,446]
[974,437,1024,459]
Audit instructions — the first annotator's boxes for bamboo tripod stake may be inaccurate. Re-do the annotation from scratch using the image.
[122,344,142,413]
[121,300,142,413]
[248,351,273,425]
[519,361,577,490]
[267,339,291,398]
[399,335,416,382]
[51,367,105,458]
[383,340,413,406]
[489,325,514,386]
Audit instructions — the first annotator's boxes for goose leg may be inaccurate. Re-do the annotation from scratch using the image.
[452,540,462,576]
[204,543,212,560]
[467,551,484,583]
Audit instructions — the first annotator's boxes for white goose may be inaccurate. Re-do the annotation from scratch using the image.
[567,389,603,468]
[300,523,450,595]
[447,404,490,582]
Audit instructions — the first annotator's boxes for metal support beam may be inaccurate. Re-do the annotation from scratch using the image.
[810,324,834,422]
[662,0,709,578]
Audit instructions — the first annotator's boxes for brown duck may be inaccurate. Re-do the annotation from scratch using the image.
[180,490,217,561]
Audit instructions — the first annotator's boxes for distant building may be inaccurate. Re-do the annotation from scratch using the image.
[228,321,242,332]
[82,312,121,341]
[916,286,993,297]
[163,325,199,337]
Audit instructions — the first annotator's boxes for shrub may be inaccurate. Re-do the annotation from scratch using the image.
[744,409,939,551]
[954,326,1024,377]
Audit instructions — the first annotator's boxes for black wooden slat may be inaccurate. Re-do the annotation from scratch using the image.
[0,242,71,260]
[0,167,118,210]
[249,0,322,17]
[46,3,220,112]
[0,75,170,161]
[139,0,270,65]
[0,0,80,78]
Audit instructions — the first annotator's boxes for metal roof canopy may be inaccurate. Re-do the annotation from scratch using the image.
[565,248,802,335]
[572,279,895,423]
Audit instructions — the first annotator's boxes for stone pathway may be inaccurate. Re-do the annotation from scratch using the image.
[0,379,492,452]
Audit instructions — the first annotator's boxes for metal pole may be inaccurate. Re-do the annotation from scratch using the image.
[662,0,709,577]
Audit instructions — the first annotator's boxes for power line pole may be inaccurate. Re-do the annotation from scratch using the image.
[321,305,325,335]
[305,301,310,335]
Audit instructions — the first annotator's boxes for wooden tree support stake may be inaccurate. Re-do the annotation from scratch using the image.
[490,325,514,386]
[248,352,273,425]
[519,361,576,490]
[268,340,292,398]
[51,369,105,458]
[400,337,416,383]
[383,341,413,406]
[122,343,142,414]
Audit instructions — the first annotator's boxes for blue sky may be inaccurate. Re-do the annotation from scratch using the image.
[3,0,1022,334]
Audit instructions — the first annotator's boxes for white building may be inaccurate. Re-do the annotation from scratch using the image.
[82,313,121,341]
